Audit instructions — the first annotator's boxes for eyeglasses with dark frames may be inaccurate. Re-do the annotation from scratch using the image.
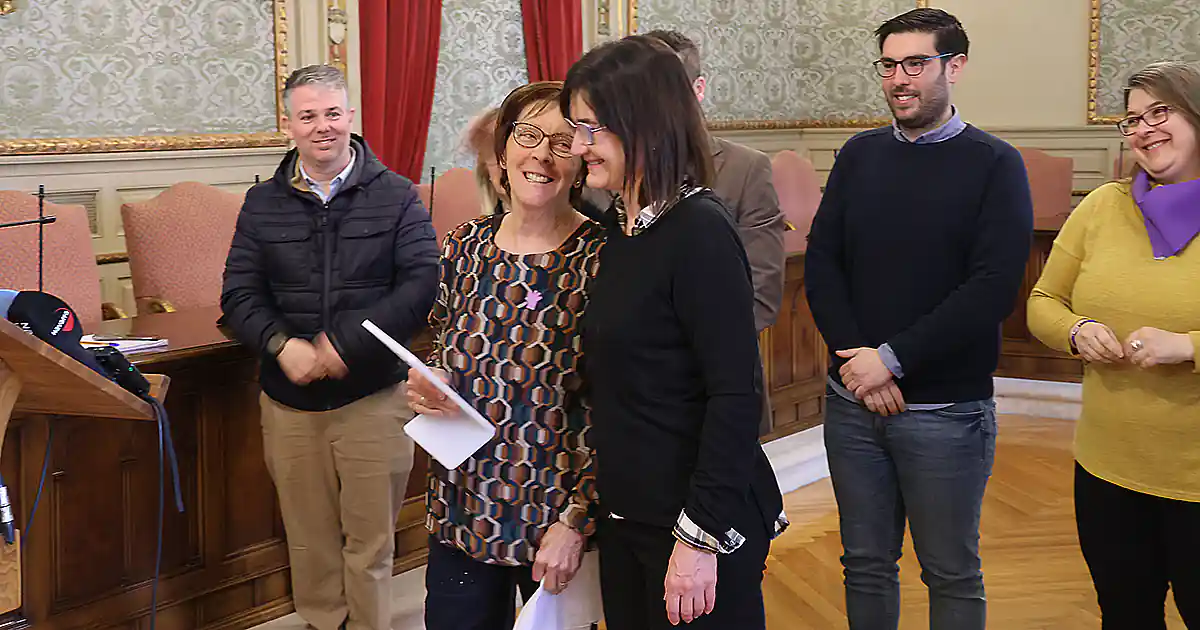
[565,118,608,146]
[873,52,955,78]
[510,122,575,159]
[1117,104,1172,136]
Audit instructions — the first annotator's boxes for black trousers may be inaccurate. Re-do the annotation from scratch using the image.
[597,515,769,630]
[423,538,539,630]
[1075,463,1200,629]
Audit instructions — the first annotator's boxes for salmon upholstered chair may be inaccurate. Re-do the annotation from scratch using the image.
[1016,148,1074,231]
[770,150,822,254]
[120,182,243,314]
[427,168,483,244]
[416,183,433,210]
[0,191,120,324]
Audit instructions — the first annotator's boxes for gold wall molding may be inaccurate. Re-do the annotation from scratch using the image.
[0,0,291,156]
[327,0,348,75]
[0,1,16,17]
[1086,0,1119,125]
[708,118,892,132]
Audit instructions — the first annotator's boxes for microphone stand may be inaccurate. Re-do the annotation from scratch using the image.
[0,184,57,293]
[0,185,56,544]
[428,166,436,217]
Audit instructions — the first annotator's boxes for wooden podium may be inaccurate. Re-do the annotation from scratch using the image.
[0,317,168,616]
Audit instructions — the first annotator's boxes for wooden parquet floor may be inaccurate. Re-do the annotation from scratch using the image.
[763,415,1187,629]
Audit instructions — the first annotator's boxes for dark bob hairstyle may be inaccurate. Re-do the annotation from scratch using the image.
[560,35,713,209]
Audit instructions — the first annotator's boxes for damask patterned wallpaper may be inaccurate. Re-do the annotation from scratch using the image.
[1095,0,1200,118]
[420,0,529,183]
[636,0,919,123]
[0,0,277,141]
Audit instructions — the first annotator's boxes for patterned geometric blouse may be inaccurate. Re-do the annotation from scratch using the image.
[425,214,605,566]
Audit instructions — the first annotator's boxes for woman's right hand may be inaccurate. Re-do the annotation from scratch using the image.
[406,368,456,416]
[1075,321,1125,364]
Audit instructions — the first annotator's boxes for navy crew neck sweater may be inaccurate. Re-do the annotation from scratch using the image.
[805,125,1034,404]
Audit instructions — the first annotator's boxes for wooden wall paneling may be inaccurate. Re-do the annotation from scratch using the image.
[997,232,1084,382]
[762,255,827,438]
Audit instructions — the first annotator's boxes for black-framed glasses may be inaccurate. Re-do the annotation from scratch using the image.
[510,122,574,158]
[565,118,607,146]
[873,52,955,78]
[1117,105,1172,136]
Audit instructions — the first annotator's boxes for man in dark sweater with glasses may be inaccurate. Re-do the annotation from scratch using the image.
[805,9,1032,629]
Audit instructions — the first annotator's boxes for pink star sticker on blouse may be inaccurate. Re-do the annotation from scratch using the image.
[522,289,543,310]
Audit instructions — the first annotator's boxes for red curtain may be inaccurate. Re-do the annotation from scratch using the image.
[521,0,583,82]
[360,0,442,181]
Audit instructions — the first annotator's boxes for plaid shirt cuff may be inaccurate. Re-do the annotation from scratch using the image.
[672,509,745,555]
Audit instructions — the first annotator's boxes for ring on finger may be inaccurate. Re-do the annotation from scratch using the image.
[1131,339,1144,352]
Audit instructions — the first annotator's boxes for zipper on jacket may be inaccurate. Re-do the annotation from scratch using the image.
[320,203,332,331]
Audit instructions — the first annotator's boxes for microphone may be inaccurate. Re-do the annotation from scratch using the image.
[0,478,13,545]
[5,290,107,375]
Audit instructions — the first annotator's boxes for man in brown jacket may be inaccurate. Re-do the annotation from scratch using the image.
[644,29,787,336]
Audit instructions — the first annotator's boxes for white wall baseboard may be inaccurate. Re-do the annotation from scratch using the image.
[763,425,830,495]
[993,376,1082,421]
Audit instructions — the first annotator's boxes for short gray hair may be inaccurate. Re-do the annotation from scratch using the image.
[283,64,348,114]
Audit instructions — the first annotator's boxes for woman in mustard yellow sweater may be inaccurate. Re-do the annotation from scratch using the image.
[1028,61,1200,628]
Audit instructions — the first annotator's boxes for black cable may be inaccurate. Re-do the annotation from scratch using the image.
[151,400,164,630]
[23,420,54,551]
[145,396,183,630]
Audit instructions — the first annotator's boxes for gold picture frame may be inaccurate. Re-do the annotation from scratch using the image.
[0,0,290,156]
[628,0,930,131]
[1086,0,1119,125]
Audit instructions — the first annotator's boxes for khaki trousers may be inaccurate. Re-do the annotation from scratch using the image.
[261,384,415,630]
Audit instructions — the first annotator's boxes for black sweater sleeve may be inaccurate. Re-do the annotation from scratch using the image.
[671,200,764,550]
[886,145,1033,373]
[804,144,869,357]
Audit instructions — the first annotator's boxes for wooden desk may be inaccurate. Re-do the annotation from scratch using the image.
[998,230,1084,382]
[1,306,431,630]
[0,259,829,630]
[761,254,828,439]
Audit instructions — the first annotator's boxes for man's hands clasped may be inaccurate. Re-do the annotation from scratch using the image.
[277,332,350,385]
[837,347,907,417]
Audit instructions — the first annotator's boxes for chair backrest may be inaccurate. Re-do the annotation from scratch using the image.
[415,183,432,210]
[770,150,822,254]
[120,182,243,312]
[428,168,483,244]
[1016,148,1074,231]
[0,191,103,324]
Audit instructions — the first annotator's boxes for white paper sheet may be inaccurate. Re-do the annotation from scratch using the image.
[361,319,496,469]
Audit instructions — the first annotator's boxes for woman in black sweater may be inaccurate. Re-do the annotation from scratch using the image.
[561,36,786,629]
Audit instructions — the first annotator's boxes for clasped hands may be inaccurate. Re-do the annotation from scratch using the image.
[277,332,349,385]
[837,347,906,417]
[1073,322,1194,368]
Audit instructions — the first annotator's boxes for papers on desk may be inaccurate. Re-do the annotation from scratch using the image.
[360,319,497,470]
[81,335,168,355]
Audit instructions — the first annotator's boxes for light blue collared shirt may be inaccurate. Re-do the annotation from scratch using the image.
[300,147,357,204]
[892,106,967,145]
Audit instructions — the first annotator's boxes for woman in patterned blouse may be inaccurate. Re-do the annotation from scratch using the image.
[406,82,605,630]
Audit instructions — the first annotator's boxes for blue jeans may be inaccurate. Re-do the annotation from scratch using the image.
[824,390,996,630]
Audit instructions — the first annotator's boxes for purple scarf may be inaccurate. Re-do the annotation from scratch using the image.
[1132,170,1200,259]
